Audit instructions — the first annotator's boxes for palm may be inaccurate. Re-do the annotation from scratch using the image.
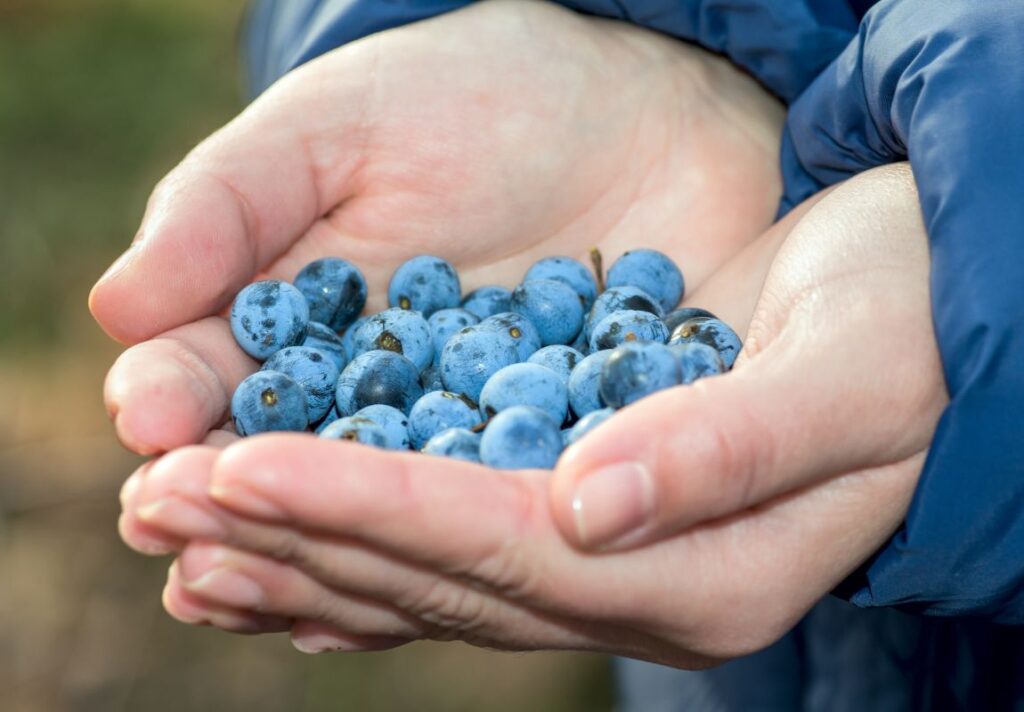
[276,1,783,306]
[91,1,782,453]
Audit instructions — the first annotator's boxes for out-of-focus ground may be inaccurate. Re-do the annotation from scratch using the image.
[0,1,612,709]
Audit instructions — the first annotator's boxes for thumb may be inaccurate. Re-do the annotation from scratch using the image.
[550,330,938,552]
[88,50,371,344]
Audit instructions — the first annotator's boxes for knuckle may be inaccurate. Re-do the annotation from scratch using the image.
[406,577,489,639]
[687,380,767,512]
[462,477,540,600]
[264,527,303,564]
[164,337,229,415]
[277,535,339,589]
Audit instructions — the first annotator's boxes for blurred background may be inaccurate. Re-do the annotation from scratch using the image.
[0,1,612,709]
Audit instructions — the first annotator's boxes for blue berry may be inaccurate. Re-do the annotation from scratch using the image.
[567,350,613,418]
[231,371,308,436]
[461,286,512,320]
[588,310,669,351]
[422,428,482,463]
[510,279,584,346]
[585,286,662,341]
[303,321,348,372]
[570,328,591,356]
[428,308,480,364]
[388,255,460,317]
[353,404,412,450]
[262,346,339,422]
[561,428,574,447]
[439,326,521,402]
[524,256,598,311]
[408,391,483,449]
[420,364,444,393]
[319,416,388,447]
[565,407,615,446]
[606,249,684,312]
[335,350,423,415]
[663,307,717,333]
[479,363,569,425]
[672,342,725,384]
[230,280,309,360]
[313,404,341,434]
[527,345,584,386]
[480,405,563,470]
[293,257,367,330]
[479,312,542,361]
[668,317,742,369]
[599,342,681,409]
[340,316,368,360]
[353,308,433,372]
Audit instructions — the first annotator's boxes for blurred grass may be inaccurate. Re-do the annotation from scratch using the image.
[0,1,614,709]
[0,0,246,351]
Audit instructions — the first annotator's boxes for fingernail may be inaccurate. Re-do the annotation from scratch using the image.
[186,567,265,609]
[163,562,207,624]
[119,513,174,556]
[292,632,361,654]
[571,462,654,548]
[97,242,141,284]
[137,496,227,539]
[209,473,287,521]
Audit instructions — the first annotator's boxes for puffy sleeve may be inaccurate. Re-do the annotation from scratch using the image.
[243,0,858,102]
[782,0,1024,623]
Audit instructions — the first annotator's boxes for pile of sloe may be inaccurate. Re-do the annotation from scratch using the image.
[229,250,740,470]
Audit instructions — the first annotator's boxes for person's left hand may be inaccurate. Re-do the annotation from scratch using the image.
[118,164,946,666]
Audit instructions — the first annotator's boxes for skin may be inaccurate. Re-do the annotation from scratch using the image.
[93,2,947,666]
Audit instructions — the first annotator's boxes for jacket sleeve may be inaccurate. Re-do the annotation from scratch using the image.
[243,0,858,102]
[782,0,1024,623]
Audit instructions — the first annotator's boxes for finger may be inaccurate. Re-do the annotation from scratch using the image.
[208,436,537,574]
[104,317,255,455]
[131,444,642,652]
[289,620,409,655]
[163,560,292,635]
[142,438,564,633]
[129,443,537,633]
[128,442,467,619]
[118,461,179,556]
[176,542,424,639]
[89,49,374,344]
[204,437,688,646]
[123,446,226,555]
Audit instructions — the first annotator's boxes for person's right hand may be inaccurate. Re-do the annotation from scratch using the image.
[90,0,783,457]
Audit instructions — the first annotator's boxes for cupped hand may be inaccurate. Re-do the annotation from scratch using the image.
[551,163,949,551]
[118,164,942,667]
[90,0,782,457]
